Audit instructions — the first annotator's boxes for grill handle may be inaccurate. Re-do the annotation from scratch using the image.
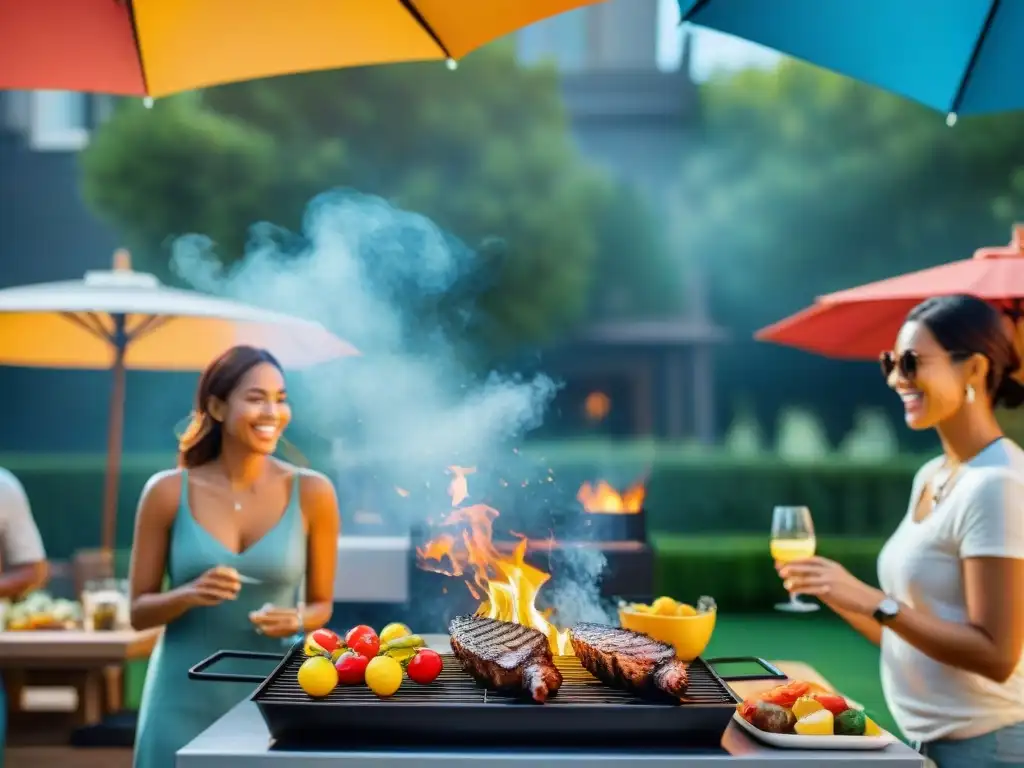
[704,656,787,682]
[188,649,283,683]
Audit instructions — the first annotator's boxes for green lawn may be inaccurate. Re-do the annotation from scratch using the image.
[707,613,899,738]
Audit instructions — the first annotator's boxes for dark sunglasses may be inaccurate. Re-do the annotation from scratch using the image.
[879,349,973,380]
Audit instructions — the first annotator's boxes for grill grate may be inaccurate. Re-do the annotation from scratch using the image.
[257,650,736,707]
[247,647,744,748]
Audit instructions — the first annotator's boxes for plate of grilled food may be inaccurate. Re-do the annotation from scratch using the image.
[733,681,898,750]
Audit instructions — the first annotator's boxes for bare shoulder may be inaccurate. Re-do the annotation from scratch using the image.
[137,468,184,525]
[295,468,339,506]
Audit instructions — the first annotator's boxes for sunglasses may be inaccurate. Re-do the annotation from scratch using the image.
[879,349,973,380]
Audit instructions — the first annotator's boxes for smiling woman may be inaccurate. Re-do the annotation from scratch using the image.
[127,345,340,768]
[781,296,1024,766]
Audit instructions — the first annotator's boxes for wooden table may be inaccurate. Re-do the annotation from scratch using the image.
[0,628,161,729]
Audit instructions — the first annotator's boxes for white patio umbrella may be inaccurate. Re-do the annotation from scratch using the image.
[0,249,359,551]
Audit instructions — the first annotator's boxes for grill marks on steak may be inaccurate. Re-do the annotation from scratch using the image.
[449,615,563,703]
[570,622,689,699]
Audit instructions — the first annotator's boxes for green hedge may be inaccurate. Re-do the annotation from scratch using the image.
[653,534,885,613]
[0,445,921,560]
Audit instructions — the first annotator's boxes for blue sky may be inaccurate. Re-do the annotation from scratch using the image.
[656,0,782,80]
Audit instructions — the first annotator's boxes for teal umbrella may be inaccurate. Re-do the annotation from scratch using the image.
[679,0,1020,123]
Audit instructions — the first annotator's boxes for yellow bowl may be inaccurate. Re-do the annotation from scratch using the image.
[618,606,717,661]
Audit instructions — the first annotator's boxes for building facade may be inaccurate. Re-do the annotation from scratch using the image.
[515,0,722,443]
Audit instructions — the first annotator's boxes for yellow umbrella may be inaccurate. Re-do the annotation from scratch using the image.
[2,0,604,97]
[0,249,359,551]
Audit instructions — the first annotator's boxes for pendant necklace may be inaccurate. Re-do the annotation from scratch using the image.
[931,461,962,506]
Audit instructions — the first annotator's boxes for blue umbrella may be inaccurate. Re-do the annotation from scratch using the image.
[678,0,1021,124]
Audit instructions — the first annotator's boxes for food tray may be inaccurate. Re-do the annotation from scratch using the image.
[732,711,898,750]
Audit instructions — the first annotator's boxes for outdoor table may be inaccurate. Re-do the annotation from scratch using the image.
[0,627,161,728]
[177,634,924,768]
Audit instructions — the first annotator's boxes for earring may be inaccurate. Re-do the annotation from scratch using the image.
[966,384,976,404]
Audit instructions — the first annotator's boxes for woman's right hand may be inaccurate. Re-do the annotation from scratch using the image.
[184,566,241,607]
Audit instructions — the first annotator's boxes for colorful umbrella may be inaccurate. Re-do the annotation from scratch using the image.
[756,225,1024,359]
[678,0,1024,122]
[1,0,601,98]
[0,249,359,551]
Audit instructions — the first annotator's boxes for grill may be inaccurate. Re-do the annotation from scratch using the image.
[190,645,784,749]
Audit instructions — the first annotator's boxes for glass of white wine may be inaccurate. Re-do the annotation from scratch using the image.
[770,505,820,613]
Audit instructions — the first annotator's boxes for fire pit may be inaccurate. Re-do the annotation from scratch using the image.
[407,469,654,636]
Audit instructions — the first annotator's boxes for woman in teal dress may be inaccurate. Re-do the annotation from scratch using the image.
[128,345,340,768]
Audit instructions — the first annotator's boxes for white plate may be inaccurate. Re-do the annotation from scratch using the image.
[733,712,898,750]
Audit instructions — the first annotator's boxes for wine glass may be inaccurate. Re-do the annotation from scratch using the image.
[770,505,820,613]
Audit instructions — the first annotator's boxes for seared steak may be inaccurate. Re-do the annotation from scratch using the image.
[570,622,689,698]
[449,615,563,703]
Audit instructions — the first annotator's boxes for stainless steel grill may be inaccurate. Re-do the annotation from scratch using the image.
[190,645,784,749]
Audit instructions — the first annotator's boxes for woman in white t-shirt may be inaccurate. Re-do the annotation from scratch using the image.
[781,295,1024,767]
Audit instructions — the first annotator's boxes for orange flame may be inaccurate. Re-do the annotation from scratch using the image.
[416,466,571,654]
[577,480,645,514]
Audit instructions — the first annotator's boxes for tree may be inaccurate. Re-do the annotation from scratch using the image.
[80,46,636,351]
[675,60,1024,447]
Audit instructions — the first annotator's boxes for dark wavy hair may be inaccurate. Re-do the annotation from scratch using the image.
[177,346,284,468]
[907,295,1024,410]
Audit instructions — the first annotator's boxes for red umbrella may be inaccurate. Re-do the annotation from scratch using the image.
[756,225,1024,360]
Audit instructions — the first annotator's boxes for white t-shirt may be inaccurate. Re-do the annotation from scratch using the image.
[0,466,46,569]
[877,438,1024,743]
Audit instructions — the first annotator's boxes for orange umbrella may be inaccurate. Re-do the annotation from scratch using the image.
[756,224,1024,360]
[0,0,602,98]
[0,249,359,551]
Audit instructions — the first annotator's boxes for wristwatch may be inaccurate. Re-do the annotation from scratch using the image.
[873,596,900,624]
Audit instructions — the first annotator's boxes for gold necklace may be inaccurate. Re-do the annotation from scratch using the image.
[931,461,963,506]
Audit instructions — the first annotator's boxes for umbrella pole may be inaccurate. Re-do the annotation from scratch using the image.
[101,315,128,555]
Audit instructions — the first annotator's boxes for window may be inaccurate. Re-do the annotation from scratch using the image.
[28,91,89,152]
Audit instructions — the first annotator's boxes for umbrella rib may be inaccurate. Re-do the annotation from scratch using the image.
[678,0,712,26]
[398,0,453,60]
[127,314,172,343]
[122,0,152,96]
[948,0,1002,115]
[61,312,114,345]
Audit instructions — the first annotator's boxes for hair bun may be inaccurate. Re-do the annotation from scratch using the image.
[994,373,1024,410]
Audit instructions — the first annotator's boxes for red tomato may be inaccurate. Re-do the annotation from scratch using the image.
[406,649,443,685]
[345,625,380,658]
[737,700,759,723]
[334,652,371,685]
[812,693,850,715]
[310,629,341,654]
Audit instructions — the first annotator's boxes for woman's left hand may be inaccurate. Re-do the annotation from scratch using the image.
[778,557,884,615]
[249,606,302,638]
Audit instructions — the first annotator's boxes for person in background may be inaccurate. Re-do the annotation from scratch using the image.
[129,345,340,768]
[0,466,50,768]
[781,295,1024,768]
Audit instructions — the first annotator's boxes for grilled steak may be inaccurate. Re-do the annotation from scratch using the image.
[449,615,563,703]
[570,622,689,698]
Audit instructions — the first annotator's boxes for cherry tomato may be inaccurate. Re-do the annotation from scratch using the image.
[737,701,759,723]
[406,649,443,685]
[310,628,341,654]
[334,651,371,685]
[345,625,380,658]
[812,693,850,715]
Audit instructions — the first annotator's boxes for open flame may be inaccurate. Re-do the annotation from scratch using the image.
[416,466,571,654]
[577,480,645,514]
